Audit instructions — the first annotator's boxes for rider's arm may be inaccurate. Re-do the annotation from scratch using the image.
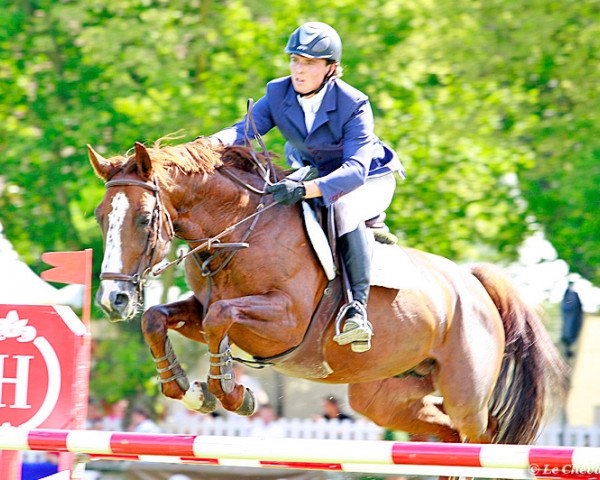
[210,94,275,146]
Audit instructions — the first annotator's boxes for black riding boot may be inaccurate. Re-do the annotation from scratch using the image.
[333,223,373,352]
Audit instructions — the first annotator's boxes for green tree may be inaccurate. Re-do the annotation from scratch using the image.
[392,0,599,279]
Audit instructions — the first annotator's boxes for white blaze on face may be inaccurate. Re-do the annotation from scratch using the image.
[102,192,130,272]
[99,192,130,309]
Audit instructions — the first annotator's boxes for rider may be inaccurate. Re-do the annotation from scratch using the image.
[209,22,404,352]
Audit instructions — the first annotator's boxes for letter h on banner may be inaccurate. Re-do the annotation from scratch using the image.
[0,354,33,409]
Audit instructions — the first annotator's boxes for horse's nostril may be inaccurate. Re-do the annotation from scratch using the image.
[113,292,130,308]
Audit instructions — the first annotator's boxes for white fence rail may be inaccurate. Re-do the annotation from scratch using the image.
[537,422,600,447]
[162,416,600,446]
[163,416,600,447]
[162,416,385,440]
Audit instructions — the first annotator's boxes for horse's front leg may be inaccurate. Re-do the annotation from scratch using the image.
[141,295,217,414]
[203,290,300,415]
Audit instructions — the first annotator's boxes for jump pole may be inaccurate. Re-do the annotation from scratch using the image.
[2,428,600,480]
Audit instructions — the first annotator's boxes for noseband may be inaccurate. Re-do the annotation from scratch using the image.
[100,177,174,291]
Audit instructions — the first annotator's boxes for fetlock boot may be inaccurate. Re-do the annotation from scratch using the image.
[333,223,373,353]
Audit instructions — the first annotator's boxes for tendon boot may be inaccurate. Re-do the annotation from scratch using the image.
[333,223,373,353]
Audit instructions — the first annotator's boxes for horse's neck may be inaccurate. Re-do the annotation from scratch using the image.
[169,169,260,240]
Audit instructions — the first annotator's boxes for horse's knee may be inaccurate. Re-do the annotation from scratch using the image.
[203,301,234,334]
[141,306,175,352]
[349,376,434,418]
[348,384,377,417]
[142,305,169,335]
[348,396,367,417]
[350,390,415,431]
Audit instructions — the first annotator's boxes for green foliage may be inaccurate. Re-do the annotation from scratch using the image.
[2,0,596,274]
[397,0,600,277]
[1,0,598,400]
[91,320,159,403]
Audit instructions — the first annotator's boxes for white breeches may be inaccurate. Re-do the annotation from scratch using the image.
[334,173,397,236]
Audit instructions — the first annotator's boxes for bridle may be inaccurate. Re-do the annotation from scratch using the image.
[152,98,280,278]
[99,99,279,299]
[99,177,174,293]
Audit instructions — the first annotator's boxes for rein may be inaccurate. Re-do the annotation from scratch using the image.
[100,99,280,305]
[243,98,278,184]
[100,172,277,291]
[153,201,278,277]
[153,98,279,279]
[213,98,279,195]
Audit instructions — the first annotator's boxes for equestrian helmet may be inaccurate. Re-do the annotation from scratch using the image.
[285,22,342,62]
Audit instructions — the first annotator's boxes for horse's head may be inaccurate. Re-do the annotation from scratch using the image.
[89,142,174,321]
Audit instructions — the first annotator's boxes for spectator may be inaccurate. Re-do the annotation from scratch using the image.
[249,404,285,438]
[233,363,270,407]
[21,452,58,480]
[561,281,584,359]
[102,398,128,431]
[319,396,353,421]
[128,406,162,434]
[85,398,104,430]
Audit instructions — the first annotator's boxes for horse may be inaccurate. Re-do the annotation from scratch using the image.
[88,137,568,445]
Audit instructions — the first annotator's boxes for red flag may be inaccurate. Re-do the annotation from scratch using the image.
[41,250,88,285]
[41,249,93,329]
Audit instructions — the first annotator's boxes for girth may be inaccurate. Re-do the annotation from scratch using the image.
[238,276,344,379]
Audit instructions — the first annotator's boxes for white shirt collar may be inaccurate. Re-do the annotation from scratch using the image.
[297,86,327,112]
[297,86,327,132]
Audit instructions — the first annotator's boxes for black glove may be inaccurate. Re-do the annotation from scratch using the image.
[266,179,306,205]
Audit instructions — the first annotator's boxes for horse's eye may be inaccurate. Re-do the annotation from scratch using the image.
[138,215,151,227]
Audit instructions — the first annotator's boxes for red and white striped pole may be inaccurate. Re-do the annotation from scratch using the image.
[2,428,600,479]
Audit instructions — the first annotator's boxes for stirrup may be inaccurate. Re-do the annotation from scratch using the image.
[333,301,373,349]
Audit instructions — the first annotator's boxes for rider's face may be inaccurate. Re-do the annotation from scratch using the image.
[289,54,333,96]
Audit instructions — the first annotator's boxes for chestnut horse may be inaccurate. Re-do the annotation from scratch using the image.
[89,138,567,445]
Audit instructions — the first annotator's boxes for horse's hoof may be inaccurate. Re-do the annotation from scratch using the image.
[181,381,218,414]
[235,388,257,416]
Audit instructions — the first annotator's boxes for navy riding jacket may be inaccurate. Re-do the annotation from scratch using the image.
[212,76,405,206]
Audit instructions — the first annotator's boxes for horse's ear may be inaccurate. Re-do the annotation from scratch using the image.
[134,142,153,180]
[87,144,113,181]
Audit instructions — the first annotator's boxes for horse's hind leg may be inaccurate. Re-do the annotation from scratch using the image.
[348,377,461,442]
[141,295,217,414]
[435,322,503,442]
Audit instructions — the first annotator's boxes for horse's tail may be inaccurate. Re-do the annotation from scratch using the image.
[470,263,569,445]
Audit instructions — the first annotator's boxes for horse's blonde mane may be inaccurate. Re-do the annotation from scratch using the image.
[147,137,223,186]
[107,137,220,184]
[110,136,275,186]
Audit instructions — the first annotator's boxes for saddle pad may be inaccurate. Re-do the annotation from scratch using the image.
[302,202,336,281]
[370,241,424,291]
[303,202,422,291]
